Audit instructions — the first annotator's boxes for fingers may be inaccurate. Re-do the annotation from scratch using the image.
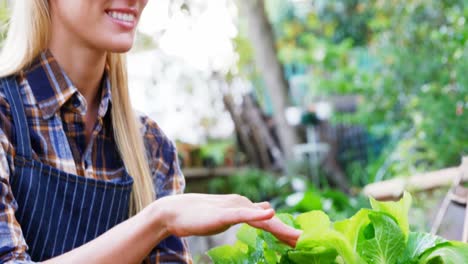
[222,207,275,226]
[248,217,302,248]
[254,202,272,209]
[249,218,302,240]
[218,196,300,247]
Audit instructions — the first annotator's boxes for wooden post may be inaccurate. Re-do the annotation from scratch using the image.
[363,166,464,200]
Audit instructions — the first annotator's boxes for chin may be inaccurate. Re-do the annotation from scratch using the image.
[101,37,135,53]
[109,45,133,53]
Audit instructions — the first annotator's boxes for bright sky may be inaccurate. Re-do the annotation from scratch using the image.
[137,0,238,73]
[128,0,239,144]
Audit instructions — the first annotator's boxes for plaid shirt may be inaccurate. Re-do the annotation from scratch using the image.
[0,50,191,263]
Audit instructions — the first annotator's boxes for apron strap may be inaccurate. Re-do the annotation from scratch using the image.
[1,77,33,159]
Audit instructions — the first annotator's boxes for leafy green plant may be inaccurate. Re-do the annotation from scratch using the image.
[207,193,468,263]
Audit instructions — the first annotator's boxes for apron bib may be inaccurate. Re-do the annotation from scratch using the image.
[2,77,133,261]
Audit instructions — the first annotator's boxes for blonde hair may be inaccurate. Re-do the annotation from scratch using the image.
[0,0,155,216]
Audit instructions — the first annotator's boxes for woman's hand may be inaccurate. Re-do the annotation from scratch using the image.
[248,202,302,247]
[153,193,302,247]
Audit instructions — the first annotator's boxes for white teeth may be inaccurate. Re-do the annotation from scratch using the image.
[108,11,135,22]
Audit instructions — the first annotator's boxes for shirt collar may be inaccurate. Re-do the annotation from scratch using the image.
[24,50,112,119]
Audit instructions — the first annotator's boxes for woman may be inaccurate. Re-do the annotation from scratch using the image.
[0,0,301,263]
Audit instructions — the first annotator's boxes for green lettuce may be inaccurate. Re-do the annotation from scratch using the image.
[207,192,468,264]
[334,209,371,250]
[207,241,250,264]
[295,211,365,264]
[399,232,447,263]
[369,192,412,239]
[356,212,405,264]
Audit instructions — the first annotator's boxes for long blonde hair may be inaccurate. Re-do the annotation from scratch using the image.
[0,0,155,216]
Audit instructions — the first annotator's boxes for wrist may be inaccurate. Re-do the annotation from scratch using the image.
[141,199,172,240]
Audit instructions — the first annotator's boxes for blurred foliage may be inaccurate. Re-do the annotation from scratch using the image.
[208,169,280,202]
[0,0,9,44]
[236,0,468,183]
[274,186,369,221]
[199,139,235,167]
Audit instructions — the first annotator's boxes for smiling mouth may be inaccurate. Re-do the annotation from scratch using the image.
[106,11,136,23]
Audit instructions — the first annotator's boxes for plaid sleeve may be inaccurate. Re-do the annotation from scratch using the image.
[0,132,34,263]
[141,115,192,264]
[140,114,186,197]
[0,93,34,263]
[155,142,186,198]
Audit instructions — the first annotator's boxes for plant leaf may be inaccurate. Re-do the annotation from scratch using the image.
[369,192,412,239]
[207,241,250,264]
[296,211,364,264]
[236,224,258,249]
[288,248,338,264]
[418,241,468,264]
[356,212,406,264]
[295,210,331,232]
[401,232,446,262]
[334,209,371,250]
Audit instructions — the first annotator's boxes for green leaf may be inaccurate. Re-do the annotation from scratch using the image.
[259,229,292,255]
[370,192,412,239]
[401,232,446,262]
[263,248,279,264]
[236,224,258,249]
[356,212,406,264]
[207,241,250,264]
[288,248,338,264]
[249,213,296,261]
[250,238,266,263]
[296,211,364,264]
[296,229,363,264]
[295,210,331,232]
[334,209,371,250]
[418,241,468,264]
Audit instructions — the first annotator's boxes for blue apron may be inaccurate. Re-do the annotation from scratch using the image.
[1,77,184,262]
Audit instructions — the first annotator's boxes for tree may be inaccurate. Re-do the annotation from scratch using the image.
[238,0,299,162]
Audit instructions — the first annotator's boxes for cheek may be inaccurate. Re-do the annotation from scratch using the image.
[59,5,135,52]
[55,3,103,40]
